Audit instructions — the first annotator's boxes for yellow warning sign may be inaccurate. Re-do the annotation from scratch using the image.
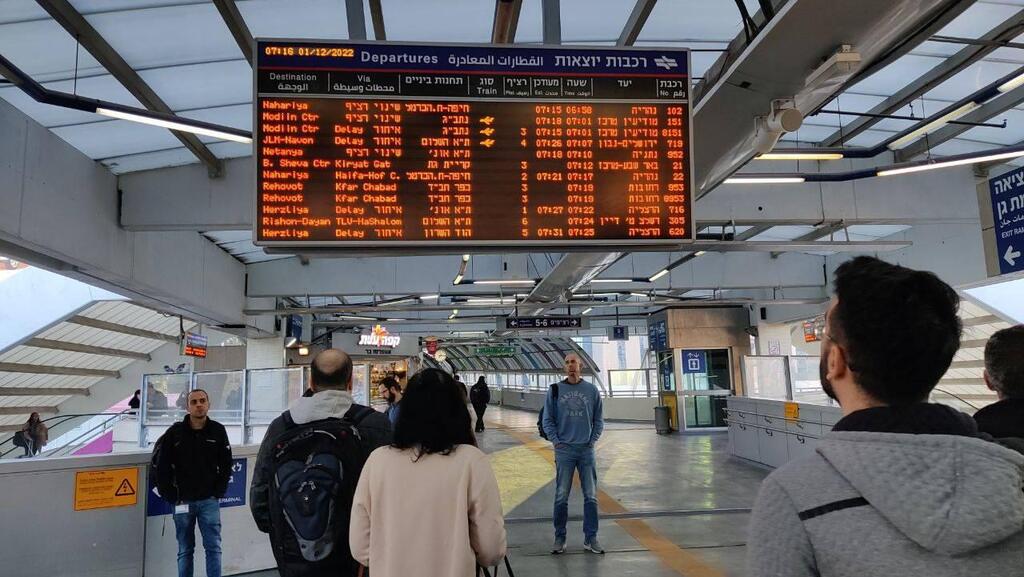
[784,402,800,421]
[74,467,139,511]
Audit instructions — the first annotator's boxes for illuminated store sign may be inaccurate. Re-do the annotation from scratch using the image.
[358,324,401,348]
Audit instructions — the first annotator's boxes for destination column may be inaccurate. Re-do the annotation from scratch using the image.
[259,99,321,241]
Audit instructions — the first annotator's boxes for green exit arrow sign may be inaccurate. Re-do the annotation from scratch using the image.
[475,346,518,357]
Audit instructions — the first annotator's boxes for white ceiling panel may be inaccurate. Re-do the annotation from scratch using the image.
[83,3,243,70]
[921,59,1021,102]
[239,0,351,40]
[0,18,103,79]
[137,60,252,111]
[0,0,47,26]
[50,118,182,159]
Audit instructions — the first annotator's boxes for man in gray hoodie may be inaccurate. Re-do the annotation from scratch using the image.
[748,256,1024,577]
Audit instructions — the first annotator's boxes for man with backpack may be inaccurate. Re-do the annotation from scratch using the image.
[152,389,233,577]
[250,349,392,577]
[542,353,605,556]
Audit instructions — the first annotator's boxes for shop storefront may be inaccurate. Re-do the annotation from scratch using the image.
[332,325,419,406]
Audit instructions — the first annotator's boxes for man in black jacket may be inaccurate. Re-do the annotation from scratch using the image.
[155,388,233,577]
[975,325,1024,438]
[250,349,392,577]
[470,376,491,432]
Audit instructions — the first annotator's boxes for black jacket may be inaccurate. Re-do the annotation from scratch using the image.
[156,415,232,503]
[470,382,491,407]
[250,402,392,534]
[973,398,1024,439]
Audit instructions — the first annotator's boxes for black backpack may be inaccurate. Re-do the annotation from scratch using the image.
[151,423,180,503]
[267,407,375,577]
[12,430,27,448]
[536,383,559,439]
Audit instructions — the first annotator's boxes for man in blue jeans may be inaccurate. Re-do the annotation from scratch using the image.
[155,389,233,577]
[543,353,605,555]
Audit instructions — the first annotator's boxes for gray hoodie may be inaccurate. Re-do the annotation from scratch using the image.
[748,431,1024,577]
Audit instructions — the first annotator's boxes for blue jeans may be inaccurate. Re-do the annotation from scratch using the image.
[173,497,222,577]
[553,444,599,541]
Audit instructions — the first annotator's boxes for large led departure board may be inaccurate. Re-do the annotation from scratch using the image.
[254,40,692,247]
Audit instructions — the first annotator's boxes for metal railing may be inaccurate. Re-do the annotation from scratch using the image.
[42,410,133,458]
[0,412,132,459]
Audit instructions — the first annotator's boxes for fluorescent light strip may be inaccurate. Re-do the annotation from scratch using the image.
[630,292,650,298]
[473,279,536,285]
[453,274,464,285]
[998,72,1024,93]
[886,102,979,150]
[581,307,593,315]
[724,176,806,184]
[756,152,844,161]
[694,250,707,256]
[337,315,377,321]
[381,297,417,306]
[96,107,252,144]
[466,297,518,304]
[420,294,440,300]
[589,278,632,283]
[648,269,669,282]
[448,309,459,319]
[877,149,1024,176]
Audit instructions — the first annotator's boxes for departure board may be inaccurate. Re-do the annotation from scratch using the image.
[254,40,693,247]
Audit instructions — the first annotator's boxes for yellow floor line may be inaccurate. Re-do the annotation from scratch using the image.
[489,421,727,577]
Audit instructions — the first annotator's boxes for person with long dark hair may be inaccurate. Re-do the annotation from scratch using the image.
[20,412,47,457]
[349,369,506,577]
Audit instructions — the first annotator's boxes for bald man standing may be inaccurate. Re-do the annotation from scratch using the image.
[543,353,605,555]
[251,349,392,577]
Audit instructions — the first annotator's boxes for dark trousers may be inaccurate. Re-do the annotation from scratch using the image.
[473,404,487,431]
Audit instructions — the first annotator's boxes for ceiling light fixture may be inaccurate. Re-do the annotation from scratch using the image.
[998,71,1024,93]
[96,107,253,144]
[449,309,459,319]
[648,269,669,282]
[589,278,632,283]
[472,279,536,285]
[755,152,844,161]
[420,294,440,300]
[877,149,1024,176]
[886,102,980,150]
[380,297,417,306]
[724,176,806,184]
[630,292,651,298]
[581,307,593,315]
[453,274,464,285]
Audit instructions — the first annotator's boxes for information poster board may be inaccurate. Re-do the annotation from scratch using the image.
[255,40,692,248]
[74,467,139,511]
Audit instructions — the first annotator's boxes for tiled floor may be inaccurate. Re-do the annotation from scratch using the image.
[246,406,769,576]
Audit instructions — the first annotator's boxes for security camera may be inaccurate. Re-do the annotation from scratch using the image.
[752,99,804,155]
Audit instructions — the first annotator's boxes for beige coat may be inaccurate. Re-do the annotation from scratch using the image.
[349,444,507,577]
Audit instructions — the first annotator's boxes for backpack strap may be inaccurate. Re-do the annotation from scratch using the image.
[345,404,376,427]
[281,410,296,429]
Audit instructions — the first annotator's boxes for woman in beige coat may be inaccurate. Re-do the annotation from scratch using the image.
[350,368,507,577]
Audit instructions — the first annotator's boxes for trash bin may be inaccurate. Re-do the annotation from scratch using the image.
[654,406,671,434]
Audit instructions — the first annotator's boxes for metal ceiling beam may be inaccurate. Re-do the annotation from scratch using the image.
[368,0,386,40]
[895,84,1024,161]
[770,222,847,257]
[212,0,254,65]
[541,0,561,45]
[820,6,1016,147]
[345,0,367,40]
[733,224,773,241]
[962,315,1001,327]
[0,406,56,416]
[0,362,120,378]
[66,315,179,343]
[491,0,523,44]
[617,0,657,46]
[0,387,90,396]
[35,0,224,176]
[24,338,152,361]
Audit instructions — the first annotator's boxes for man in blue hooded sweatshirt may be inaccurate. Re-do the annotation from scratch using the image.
[543,353,604,555]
